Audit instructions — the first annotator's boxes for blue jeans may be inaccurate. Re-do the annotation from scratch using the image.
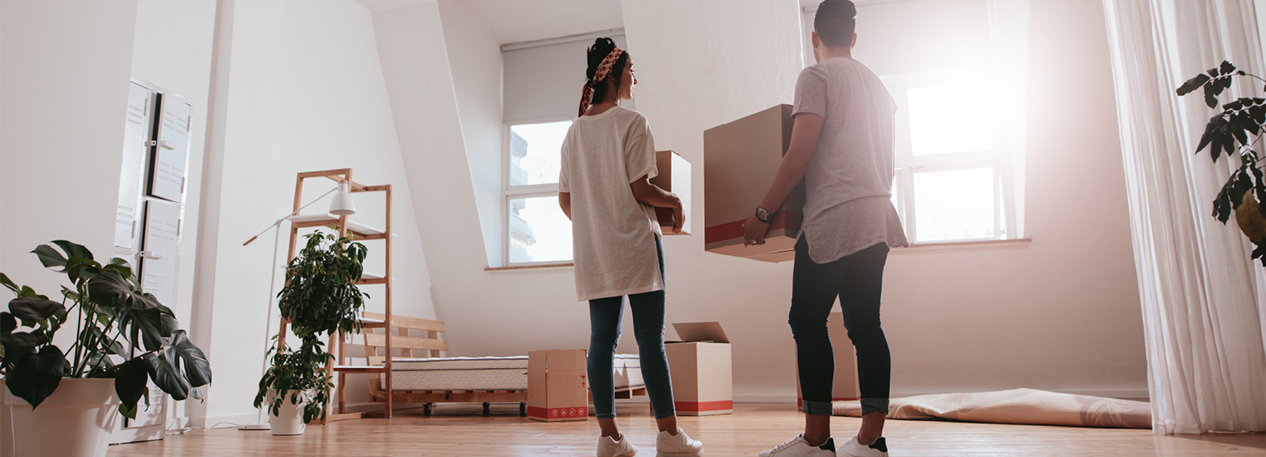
[588,236,675,419]
[789,236,892,417]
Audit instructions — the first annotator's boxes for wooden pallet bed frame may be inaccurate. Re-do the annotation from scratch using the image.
[332,312,647,419]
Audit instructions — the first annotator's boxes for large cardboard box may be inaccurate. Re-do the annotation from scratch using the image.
[527,349,590,422]
[665,322,733,416]
[796,312,861,408]
[703,104,805,262]
[649,150,692,235]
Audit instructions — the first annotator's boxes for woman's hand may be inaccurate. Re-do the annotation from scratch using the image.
[743,212,770,246]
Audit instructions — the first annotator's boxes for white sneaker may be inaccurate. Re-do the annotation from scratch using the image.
[598,434,638,457]
[656,428,704,457]
[837,436,888,457]
[758,434,835,457]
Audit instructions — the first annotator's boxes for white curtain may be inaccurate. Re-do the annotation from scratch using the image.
[1101,0,1266,434]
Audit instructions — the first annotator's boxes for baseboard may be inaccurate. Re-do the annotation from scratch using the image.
[734,394,798,403]
[188,412,266,430]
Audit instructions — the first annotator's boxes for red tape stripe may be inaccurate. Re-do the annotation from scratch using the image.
[704,212,802,244]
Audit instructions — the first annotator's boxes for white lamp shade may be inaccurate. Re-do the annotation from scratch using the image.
[329,182,356,216]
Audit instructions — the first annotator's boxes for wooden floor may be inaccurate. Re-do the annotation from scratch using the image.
[108,403,1266,456]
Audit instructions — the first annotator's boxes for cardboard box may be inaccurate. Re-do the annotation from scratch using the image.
[703,104,805,262]
[527,349,589,422]
[796,312,860,408]
[665,322,733,416]
[649,150,692,235]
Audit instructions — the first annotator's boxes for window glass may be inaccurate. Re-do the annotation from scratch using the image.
[912,167,998,242]
[508,121,571,186]
[508,195,573,264]
[907,84,992,156]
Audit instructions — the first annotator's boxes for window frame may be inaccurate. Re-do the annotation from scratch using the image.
[885,69,1019,243]
[501,115,576,267]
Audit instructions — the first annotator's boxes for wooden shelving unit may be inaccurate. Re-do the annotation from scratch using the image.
[276,168,395,421]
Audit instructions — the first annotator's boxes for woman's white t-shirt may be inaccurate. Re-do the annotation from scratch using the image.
[559,106,664,302]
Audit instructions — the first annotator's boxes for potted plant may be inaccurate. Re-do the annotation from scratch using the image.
[0,240,212,457]
[254,230,366,434]
[1176,60,1266,262]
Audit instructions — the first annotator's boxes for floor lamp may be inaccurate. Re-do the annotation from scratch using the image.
[238,182,356,430]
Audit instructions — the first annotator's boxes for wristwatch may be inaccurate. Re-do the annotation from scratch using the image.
[755,206,773,224]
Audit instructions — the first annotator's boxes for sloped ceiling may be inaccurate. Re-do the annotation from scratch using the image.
[358,0,623,45]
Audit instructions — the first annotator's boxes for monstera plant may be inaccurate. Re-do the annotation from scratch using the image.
[1177,60,1266,264]
[0,240,212,418]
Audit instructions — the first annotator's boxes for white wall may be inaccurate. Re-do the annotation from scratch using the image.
[405,0,1146,401]
[188,0,437,425]
[436,0,504,267]
[0,1,138,341]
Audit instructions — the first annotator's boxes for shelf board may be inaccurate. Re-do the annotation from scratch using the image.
[289,214,390,239]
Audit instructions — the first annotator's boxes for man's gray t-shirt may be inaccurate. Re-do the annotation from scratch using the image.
[793,57,909,263]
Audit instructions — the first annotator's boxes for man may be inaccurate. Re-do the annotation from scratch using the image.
[745,1,908,456]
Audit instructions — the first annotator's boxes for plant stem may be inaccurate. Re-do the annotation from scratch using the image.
[76,310,121,378]
[68,294,83,369]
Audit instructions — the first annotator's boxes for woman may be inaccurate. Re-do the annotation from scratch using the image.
[558,38,704,457]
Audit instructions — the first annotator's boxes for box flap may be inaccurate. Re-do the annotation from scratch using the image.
[671,322,729,343]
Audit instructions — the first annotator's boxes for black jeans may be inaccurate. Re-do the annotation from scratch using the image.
[789,236,891,416]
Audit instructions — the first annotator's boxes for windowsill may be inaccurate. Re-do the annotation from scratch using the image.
[482,239,1032,271]
[485,262,574,272]
[893,238,1032,253]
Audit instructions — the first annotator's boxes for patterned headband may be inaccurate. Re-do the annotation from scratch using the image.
[578,46,625,117]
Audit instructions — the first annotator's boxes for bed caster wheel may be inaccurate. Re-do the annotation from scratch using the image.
[519,402,526,416]
[423,403,433,416]
[482,402,491,416]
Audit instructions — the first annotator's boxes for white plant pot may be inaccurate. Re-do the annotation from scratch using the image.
[267,390,310,436]
[2,378,121,457]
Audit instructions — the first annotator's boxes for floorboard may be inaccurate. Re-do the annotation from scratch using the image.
[107,402,1266,456]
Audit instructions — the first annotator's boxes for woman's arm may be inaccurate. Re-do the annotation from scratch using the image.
[559,192,572,221]
[630,176,684,234]
[743,112,824,246]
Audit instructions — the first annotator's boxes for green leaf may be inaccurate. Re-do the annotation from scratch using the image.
[65,257,100,284]
[8,297,66,321]
[143,350,189,401]
[31,245,69,271]
[1,312,15,334]
[50,240,93,263]
[1177,73,1211,96]
[125,307,171,351]
[2,331,49,353]
[0,273,19,295]
[1220,60,1236,75]
[86,270,134,309]
[170,330,212,387]
[17,286,43,299]
[4,345,65,408]
[1204,83,1220,108]
[115,358,149,420]
[102,263,133,280]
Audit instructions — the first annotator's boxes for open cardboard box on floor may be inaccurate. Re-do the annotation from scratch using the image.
[649,150,691,235]
[527,349,589,422]
[703,104,805,263]
[796,312,861,408]
[666,322,733,416]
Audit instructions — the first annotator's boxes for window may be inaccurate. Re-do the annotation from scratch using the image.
[888,70,1017,243]
[504,120,574,264]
